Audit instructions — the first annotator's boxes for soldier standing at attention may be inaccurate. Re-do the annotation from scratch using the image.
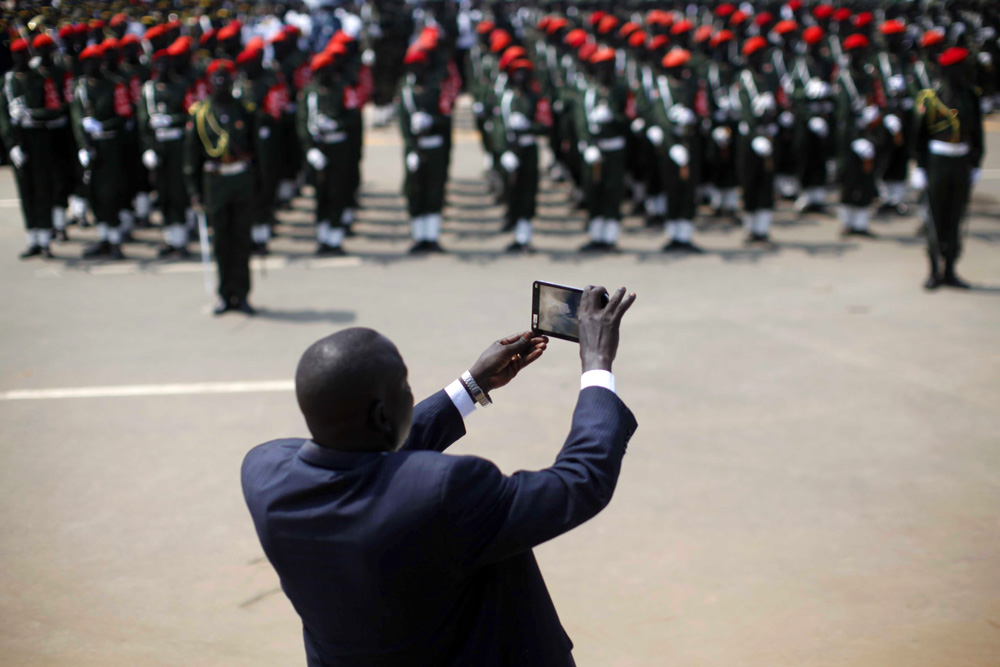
[298,48,351,256]
[119,34,154,228]
[399,46,449,254]
[139,48,192,258]
[875,19,916,216]
[31,32,74,241]
[71,43,133,260]
[0,38,56,258]
[184,60,258,315]
[912,47,984,290]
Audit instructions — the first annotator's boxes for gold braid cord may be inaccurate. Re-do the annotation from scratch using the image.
[195,102,229,159]
[915,88,960,142]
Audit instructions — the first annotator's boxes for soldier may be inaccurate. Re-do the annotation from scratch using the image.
[398,46,449,254]
[0,38,56,258]
[271,25,309,210]
[576,46,629,252]
[184,59,258,315]
[368,0,414,127]
[835,33,882,238]
[138,48,191,258]
[734,35,779,244]
[31,31,74,240]
[334,31,373,231]
[298,48,351,255]
[770,19,801,201]
[119,34,153,228]
[791,25,836,215]
[704,29,741,222]
[875,19,916,216]
[71,43,133,260]
[912,47,984,289]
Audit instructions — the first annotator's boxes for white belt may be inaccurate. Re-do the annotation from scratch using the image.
[90,130,118,140]
[20,116,68,129]
[928,140,969,157]
[204,160,250,175]
[315,131,346,144]
[597,136,626,151]
[417,135,445,149]
[517,134,537,146]
[155,127,184,141]
[46,117,69,129]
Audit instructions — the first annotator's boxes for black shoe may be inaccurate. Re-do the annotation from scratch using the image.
[213,299,231,316]
[120,231,135,243]
[678,241,704,253]
[252,242,269,255]
[501,219,517,232]
[82,240,111,258]
[744,233,770,245]
[662,239,685,253]
[941,272,971,289]
[136,217,151,229]
[505,240,532,253]
[579,240,609,252]
[343,225,356,237]
[157,244,176,259]
[315,243,345,256]
[853,228,878,239]
[923,274,942,290]
[39,246,54,259]
[107,244,125,260]
[408,240,430,254]
[423,240,445,253]
[233,298,256,315]
[644,215,662,228]
[19,245,42,259]
[176,246,192,259]
[53,229,69,242]
[802,203,826,214]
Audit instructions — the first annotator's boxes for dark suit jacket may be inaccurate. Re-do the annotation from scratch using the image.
[242,386,637,666]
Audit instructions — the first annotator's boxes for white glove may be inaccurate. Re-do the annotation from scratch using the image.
[410,111,433,135]
[81,116,104,136]
[368,22,383,39]
[472,101,484,115]
[667,105,695,126]
[971,168,981,187]
[8,97,30,125]
[909,167,927,191]
[646,126,664,146]
[500,150,519,172]
[509,112,530,131]
[141,149,159,170]
[851,138,875,160]
[405,151,420,172]
[317,114,339,132]
[779,110,794,128]
[668,143,689,167]
[751,136,772,157]
[711,126,730,147]
[859,105,880,128]
[362,49,375,67]
[887,74,906,94]
[751,92,775,117]
[78,148,91,167]
[589,103,613,124]
[553,99,564,113]
[149,114,172,129]
[583,145,602,165]
[883,114,902,135]
[808,116,829,137]
[805,78,830,100]
[8,146,25,169]
[306,147,328,170]
[630,117,646,134]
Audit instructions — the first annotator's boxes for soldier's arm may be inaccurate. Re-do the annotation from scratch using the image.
[136,82,154,152]
[182,106,204,201]
[69,87,88,149]
[295,88,312,149]
[0,75,15,149]
[969,89,984,169]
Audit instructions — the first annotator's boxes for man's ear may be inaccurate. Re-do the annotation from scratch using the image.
[370,399,393,440]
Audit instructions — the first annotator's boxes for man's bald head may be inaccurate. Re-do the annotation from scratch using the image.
[296,328,413,451]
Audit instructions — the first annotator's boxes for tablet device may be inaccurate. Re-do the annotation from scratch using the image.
[531,281,585,343]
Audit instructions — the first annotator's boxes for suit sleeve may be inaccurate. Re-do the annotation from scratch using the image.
[441,387,637,571]
[398,390,467,453]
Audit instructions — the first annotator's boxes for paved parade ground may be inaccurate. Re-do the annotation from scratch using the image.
[1,109,999,666]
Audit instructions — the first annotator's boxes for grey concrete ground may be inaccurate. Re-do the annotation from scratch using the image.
[1,106,999,666]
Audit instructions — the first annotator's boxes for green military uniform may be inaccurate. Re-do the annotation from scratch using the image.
[705,52,741,219]
[119,55,152,226]
[790,47,836,212]
[734,65,779,241]
[835,62,881,235]
[874,47,918,213]
[399,73,449,251]
[184,96,257,305]
[369,0,414,122]
[493,82,544,248]
[298,75,351,253]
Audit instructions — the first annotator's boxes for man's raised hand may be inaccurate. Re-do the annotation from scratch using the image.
[470,332,549,392]
[578,286,637,373]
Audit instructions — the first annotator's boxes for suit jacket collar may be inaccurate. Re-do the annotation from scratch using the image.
[298,440,387,471]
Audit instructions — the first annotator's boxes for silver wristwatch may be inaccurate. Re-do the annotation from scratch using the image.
[461,371,492,407]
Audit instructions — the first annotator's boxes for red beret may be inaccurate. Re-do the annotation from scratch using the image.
[200,29,217,46]
[403,47,427,66]
[662,48,691,69]
[546,18,568,35]
[144,25,166,41]
[939,47,969,67]
[921,30,945,48]
[90,20,106,31]
[842,34,870,51]
[282,25,300,38]
[646,10,671,26]
[590,46,616,64]
[742,36,768,56]
[564,29,587,49]
[802,26,825,45]
[74,23,89,36]
[628,31,648,48]
[589,11,607,27]
[311,51,334,72]
[32,33,55,49]
[786,0,803,10]
[880,20,906,35]
[168,36,192,55]
[79,45,103,60]
[206,59,236,76]
[716,4,735,18]
[121,34,140,47]
[324,42,347,58]
[101,38,119,51]
[730,11,748,25]
[477,21,495,36]
[110,13,128,27]
[151,49,170,62]
[813,4,833,20]
[490,29,512,52]
[269,29,288,44]
[578,42,597,62]
[537,17,551,32]
[499,46,527,71]
[832,8,851,22]
[247,36,265,52]
[754,12,774,27]
[618,22,640,39]
[647,35,670,51]
[58,24,75,39]
[509,58,534,72]
[217,23,240,42]
[773,20,798,35]
[670,20,693,36]
[235,48,261,67]
[597,15,620,35]
[710,30,734,48]
[853,12,874,28]
[694,25,714,43]
[11,38,28,53]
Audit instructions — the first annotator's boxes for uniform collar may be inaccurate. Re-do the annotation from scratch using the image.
[297,440,387,470]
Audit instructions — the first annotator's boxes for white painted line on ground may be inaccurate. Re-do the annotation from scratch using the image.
[0,198,20,207]
[0,380,295,401]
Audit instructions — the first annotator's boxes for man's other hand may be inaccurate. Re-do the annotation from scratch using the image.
[470,332,549,392]
[579,286,636,373]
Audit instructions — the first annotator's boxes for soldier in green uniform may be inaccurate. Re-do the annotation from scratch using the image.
[398,47,449,254]
[791,25,836,215]
[184,59,258,315]
[368,0,414,127]
[271,25,308,210]
[234,42,287,254]
[912,47,984,290]
[71,43,133,259]
[139,48,192,258]
[0,38,56,258]
[31,31,74,239]
[298,48,351,255]
[118,34,153,228]
[576,46,629,252]
[704,29,741,222]
[874,19,916,216]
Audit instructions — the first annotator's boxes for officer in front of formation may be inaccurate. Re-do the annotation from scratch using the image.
[184,59,257,316]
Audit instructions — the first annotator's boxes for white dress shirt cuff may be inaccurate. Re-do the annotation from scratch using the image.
[581,369,617,395]
[445,379,477,419]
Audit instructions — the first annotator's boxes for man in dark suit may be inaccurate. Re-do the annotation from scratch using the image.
[242,285,638,666]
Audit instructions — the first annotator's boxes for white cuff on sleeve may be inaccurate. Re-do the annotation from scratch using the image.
[445,379,477,419]
[581,370,617,395]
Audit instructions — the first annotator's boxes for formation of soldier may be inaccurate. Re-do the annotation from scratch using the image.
[0,0,995,299]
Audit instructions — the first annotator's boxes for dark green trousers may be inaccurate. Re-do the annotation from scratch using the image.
[588,146,627,220]
[313,141,351,225]
[505,144,539,224]
[154,138,187,225]
[926,153,971,264]
[12,127,56,229]
[404,145,447,217]
[204,171,253,302]
[739,136,775,212]
[88,136,129,224]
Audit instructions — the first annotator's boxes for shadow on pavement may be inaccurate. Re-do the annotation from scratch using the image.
[253,308,357,324]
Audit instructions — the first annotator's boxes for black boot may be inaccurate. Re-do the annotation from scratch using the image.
[941,261,970,289]
[82,240,111,258]
[19,245,42,259]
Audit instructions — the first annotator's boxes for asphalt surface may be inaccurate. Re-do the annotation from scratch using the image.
[1,104,999,666]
